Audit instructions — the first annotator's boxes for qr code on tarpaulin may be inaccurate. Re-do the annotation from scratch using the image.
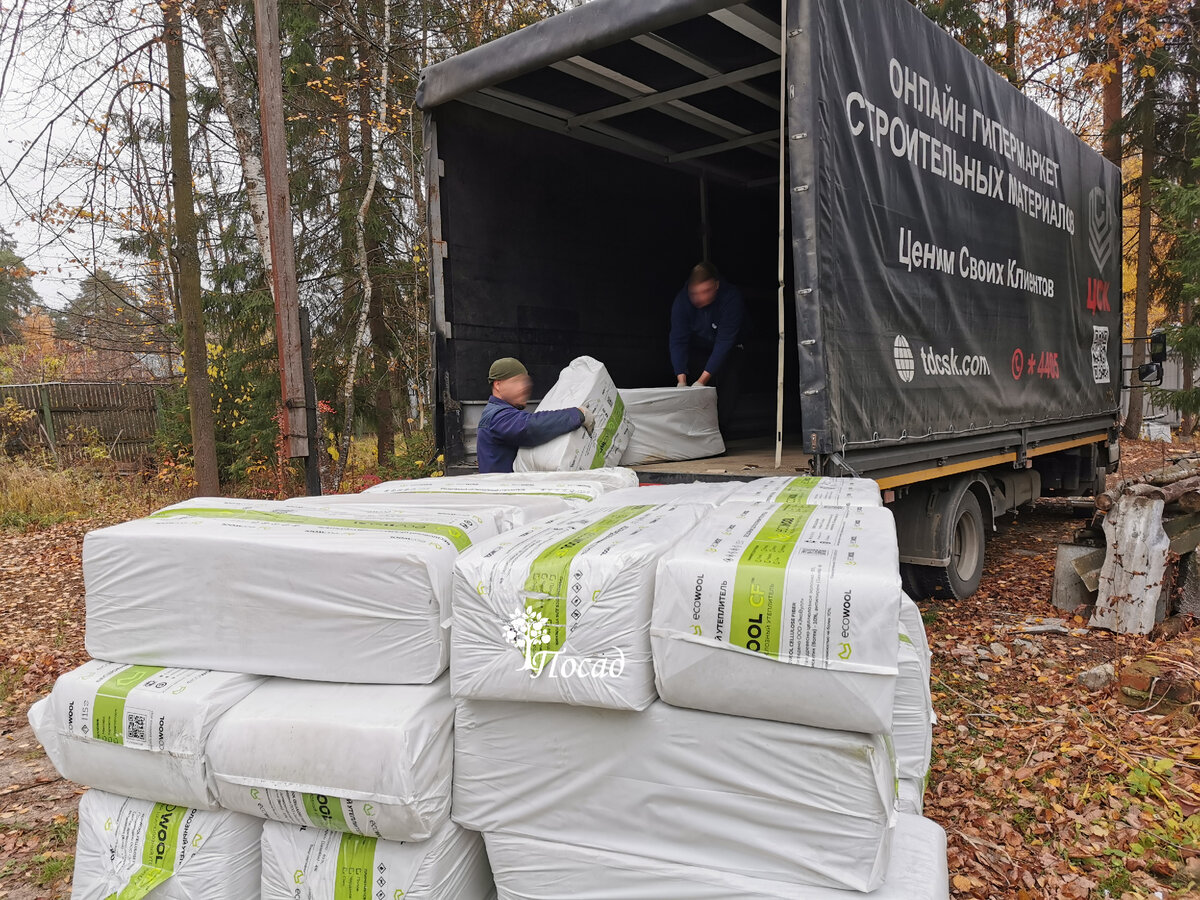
[1092,326,1110,385]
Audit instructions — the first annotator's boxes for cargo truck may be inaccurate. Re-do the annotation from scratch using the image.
[415,0,1125,600]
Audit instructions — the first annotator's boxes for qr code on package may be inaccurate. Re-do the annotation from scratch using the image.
[1092,326,1110,384]
[124,708,150,748]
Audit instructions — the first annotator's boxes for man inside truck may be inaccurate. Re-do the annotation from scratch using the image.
[476,357,594,474]
[669,262,745,433]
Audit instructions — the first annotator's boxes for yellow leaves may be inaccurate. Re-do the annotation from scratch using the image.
[1139,64,1157,79]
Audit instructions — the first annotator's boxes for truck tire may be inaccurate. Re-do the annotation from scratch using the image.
[906,490,986,601]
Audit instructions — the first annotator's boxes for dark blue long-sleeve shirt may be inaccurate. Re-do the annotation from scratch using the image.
[669,282,744,378]
[476,396,584,474]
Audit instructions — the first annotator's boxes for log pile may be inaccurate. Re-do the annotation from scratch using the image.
[1055,458,1200,635]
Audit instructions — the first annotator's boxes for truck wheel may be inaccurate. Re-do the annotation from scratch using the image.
[907,491,986,601]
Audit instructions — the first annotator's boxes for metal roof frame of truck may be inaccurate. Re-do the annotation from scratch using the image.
[417,0,1123,492]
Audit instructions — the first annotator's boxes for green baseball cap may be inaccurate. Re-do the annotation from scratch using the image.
[488,357,529,382]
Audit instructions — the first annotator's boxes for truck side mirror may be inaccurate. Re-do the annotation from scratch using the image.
[1150,329,1168,364]
[1138,362,1164,386]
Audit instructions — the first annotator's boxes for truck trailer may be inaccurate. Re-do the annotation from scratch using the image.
[415,0,1124,600]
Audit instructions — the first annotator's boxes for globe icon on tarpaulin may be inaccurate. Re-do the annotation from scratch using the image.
[893,335,915,383]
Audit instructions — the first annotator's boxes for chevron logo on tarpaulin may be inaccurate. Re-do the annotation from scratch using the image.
[1088,186,1116,272]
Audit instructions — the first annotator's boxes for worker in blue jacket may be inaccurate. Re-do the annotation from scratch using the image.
[669,261,744,434]
[476,357,594,473]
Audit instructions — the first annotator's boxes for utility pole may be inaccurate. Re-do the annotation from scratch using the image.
[254,0,320,493]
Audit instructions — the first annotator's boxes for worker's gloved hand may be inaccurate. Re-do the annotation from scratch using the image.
[578,407,595,435]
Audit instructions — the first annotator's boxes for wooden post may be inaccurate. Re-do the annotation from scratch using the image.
[253,0,308,458]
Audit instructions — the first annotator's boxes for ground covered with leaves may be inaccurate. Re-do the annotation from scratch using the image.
[3,441,1200,898]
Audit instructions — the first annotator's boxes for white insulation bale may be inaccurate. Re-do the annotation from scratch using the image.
[209,677,453,842]
[452,504,705,711]
[71,789,262,900]
[487,813,947,900]
[651,502,901,733]
[284,490,569,532]
[260,819,493,900]
[453,698,895,892]
[617,386,724,465]
[28,660,263,809]
[84,497,497,684]
[591,482,735,508]
[896,623,934,783]
[898,777,926,815]
[514,357,633,472]
[364,469,639,506]
[722,475,883,507]
[901,592,933,667]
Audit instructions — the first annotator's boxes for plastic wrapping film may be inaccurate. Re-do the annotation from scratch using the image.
[721,476,883,506]
[514,357,633,472]
[453,697,895,892]
[284,490,569,532]
[29,660,263,809]
[652,502,901,733]
[362,468,639,506]
[486,812,948,900]
[209,676,453,842]
[71,789,262,900]
[83,497,497,683]
[590,482,736,508]
[616,386,723,465]
[260,818,494,900]
[453,503,704,710]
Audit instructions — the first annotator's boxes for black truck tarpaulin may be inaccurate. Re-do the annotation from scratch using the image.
[791,0,1122,455]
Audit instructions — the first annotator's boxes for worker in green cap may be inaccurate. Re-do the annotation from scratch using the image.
[477,357,594,473]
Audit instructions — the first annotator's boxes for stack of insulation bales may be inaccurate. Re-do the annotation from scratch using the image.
[28,482,627,899]
[451,475,947,899]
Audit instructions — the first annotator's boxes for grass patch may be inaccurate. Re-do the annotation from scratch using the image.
[31,853,72,887]
[0,457,177,529]
[0,663,27,716]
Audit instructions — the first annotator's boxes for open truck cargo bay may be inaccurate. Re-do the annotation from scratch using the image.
[417,0,1123,598]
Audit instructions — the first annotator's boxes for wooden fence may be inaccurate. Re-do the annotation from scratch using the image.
[0,382,162,463]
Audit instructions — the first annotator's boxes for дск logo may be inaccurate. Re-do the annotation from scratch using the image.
[893,334,991,380]
[501,606,624,679]
[1088,186,1116,273]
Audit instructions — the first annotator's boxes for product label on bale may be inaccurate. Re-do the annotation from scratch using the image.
[148,507,476,551]
[588,393,627,469]
[59,661,215,750]
[283,829,421,900]
[237,786,386,839]
[673,504,899,675]
[104,798,203,899]
[478,505,668,676]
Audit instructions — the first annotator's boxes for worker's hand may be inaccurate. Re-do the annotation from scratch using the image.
[694,371,712,387]
[676,375,688,387]
[578,407,595,435]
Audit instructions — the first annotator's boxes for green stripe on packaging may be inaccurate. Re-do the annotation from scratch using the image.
[108,802,186,900]
[771,476,822,504]
[589,395,626,469]
[303,793,350,832]
[149,508,472,551]
[333,833,378,900]
[521,505,651,672]
[899,632,914,647]
[730,505,816,659]
[92,665,163,745]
